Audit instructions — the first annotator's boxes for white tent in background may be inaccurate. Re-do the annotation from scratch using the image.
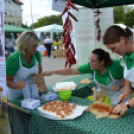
[34,24,63,41]
[114,24,134,32]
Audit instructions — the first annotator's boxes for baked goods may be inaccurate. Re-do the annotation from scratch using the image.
[43,101,76,119]
[86,101,123,119]
[55,82,77,91]
[56,85,77,91]
[80,78,90,84]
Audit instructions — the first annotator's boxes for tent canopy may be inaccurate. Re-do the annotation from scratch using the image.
[5,24,33,33]
[71,0,134,8]
[34,24,63,33]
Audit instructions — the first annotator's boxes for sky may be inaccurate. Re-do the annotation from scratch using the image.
[21,0,61,26]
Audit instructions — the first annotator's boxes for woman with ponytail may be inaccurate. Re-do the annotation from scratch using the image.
[42,48,127,105]
[103,25,134,115]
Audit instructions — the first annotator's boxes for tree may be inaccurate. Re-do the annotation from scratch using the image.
[113,6,126,24]
[113,5,134,26]
[21,23,29,29]
[32,14,63,28]
[124,9,134,28]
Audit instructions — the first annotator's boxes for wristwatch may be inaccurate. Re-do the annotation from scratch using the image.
[126,102,131,109]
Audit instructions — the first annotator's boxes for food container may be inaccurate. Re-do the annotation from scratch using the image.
[21,98,41,109]
[41,92,57,101]
[58,90,72,101]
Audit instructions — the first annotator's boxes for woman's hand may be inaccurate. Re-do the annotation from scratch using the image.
[112,103,128,115]
[41,71,52,77]
[118,92,129,103]
[111,85,120,91]
[16,81,26,90]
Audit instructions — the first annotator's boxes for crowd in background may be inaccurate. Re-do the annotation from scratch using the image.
[5,32,64,58]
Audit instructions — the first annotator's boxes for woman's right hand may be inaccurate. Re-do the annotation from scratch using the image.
[16,81,26,90]
[118,92,129,103]
[41,71,52,77]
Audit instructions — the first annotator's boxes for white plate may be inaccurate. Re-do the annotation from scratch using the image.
[52,82,77,92]
[37,104,88,120]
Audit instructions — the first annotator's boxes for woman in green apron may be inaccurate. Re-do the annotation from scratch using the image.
[103,25,134,115]
[42,48,128,105]
[6,31,42,100]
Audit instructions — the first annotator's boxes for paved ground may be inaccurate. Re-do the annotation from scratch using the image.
[41,55,77,86]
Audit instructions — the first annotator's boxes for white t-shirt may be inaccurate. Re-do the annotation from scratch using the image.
[44,38,52,44]
[5,38,14,48]
[15,38,18,46]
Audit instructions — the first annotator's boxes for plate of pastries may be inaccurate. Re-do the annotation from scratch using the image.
[38,100,88,120]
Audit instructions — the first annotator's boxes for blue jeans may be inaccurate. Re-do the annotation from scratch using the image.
[7,46,14,53]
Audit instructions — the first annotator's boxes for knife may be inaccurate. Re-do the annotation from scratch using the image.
[108,101,122,116]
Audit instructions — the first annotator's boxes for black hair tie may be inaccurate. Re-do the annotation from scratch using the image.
[104,52,108,58]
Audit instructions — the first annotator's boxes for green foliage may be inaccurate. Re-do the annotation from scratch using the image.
[21,23,30,29]
[125,9,134,28]
[24,6,134,29]
[114,6,126,23]
[32,14,63,28]
[113,6,134,28]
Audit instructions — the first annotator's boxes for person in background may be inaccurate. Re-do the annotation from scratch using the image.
[103,25,134,115]
[44,35,53,58]
[5,34,14,57]
[39,34,45,42]
[6,31,42,100]
[42,48,129,105]
[55,35,59,43]
[15,33,20,46]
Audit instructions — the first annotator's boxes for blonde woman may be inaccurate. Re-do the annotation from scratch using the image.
[6,31,42,100]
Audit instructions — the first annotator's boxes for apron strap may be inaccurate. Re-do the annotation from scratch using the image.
[94,67,114,85]
[19,53,22,67]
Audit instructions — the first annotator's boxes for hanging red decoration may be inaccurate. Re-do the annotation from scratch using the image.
[55,0,78,68]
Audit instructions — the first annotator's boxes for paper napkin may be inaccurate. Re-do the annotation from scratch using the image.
[21,98,41,109]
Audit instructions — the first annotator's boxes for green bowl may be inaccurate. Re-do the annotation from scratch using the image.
[58,90,72,101]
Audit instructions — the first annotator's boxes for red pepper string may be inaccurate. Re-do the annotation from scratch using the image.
[68,0,79,11]
[70,43,75,56]
[97,28,101,35]
[65,3,70,9]
[63,18,69,28]
[96,34,102,42]
[60,1,78,68]
[65,48,76,68]
[94,9,102,17]
[95,18,100,26]
[68,12,78,21]
[94,9,102,42]
[68,19,73,31]
[61,7,68,17]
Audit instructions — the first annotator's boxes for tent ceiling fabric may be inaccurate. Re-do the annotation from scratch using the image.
[71,0,134,8]
[5,24,33,33]
[34,24,63,33]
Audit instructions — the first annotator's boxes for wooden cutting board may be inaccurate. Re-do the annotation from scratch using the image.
[86,101,123,119]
